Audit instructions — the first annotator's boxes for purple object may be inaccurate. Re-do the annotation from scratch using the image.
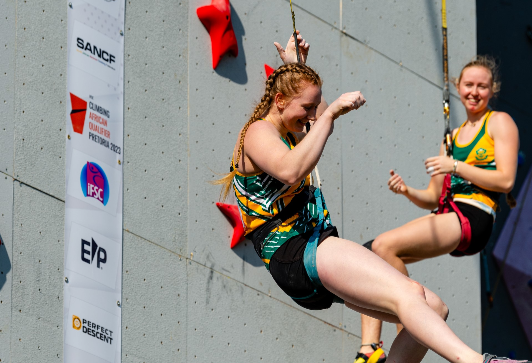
[518,151,525,166]
[493,167,532,348]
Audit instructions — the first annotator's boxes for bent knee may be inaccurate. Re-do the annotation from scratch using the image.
[441,301,449,321]
[424,287,449,320]
[433,299,449,321]
[402,280,449,320]
[372,234,397,257]
[404,280,427,301]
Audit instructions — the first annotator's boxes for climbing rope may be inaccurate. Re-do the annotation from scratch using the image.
[288,0,321,187]
[289,0,301,64]
[441,0,452,158]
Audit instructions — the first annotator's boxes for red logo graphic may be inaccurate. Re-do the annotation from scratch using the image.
[70,93,87,134]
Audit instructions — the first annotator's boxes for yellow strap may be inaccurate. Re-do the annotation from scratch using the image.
[367,348,384,363]
[354,357,367,363]
[442,0,447,28]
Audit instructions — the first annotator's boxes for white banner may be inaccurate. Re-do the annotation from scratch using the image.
[64,1,125,362]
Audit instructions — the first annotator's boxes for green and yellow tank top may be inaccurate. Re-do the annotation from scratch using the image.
[451,110,500,217]
[233,132,333,268]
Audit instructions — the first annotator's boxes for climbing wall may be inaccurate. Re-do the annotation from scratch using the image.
[0,0,480,362]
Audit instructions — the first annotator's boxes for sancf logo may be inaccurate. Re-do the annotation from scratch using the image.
[81,238,107,269]
[76,37,116,65]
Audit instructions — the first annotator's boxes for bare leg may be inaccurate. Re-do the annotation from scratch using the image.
[372,213,461,275]
[361,213,461,346]
[360,314,383,354]
[316,236,482,363]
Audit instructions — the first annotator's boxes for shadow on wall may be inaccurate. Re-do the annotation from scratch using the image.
[0,234,11,291]
[215,3,247,84]
[231,239,263,268]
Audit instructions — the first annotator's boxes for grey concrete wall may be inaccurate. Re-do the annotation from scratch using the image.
[0,0,480,362]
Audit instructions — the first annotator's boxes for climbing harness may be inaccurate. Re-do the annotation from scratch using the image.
[300,187,328,291]
[437,175,472,253]
[248,185,314,257]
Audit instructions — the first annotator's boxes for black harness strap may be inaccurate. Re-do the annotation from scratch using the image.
[248,186,315,257]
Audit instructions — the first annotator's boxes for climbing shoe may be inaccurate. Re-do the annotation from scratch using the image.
[483,354,531,363]
[354,345,386,363]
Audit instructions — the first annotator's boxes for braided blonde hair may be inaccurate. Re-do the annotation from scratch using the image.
[213,63,322,201]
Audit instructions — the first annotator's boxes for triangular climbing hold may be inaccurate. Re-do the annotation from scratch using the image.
[216,202,245,248]
[264,64,274,78]
[197,0,239,69]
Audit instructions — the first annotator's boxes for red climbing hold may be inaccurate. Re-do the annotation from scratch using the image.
[197,0,238,69]
[264,64,274,78]
[216,202,245,248]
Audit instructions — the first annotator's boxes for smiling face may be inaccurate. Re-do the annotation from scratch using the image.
[458,66,493,115]
[276,82,322,133]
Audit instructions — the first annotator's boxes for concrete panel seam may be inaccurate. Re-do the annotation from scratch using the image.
[9,177,14,361]
[125,231,362,337]
[189,257,362,339]
[0,171,64,203]
[124,229,187,259]
[12,0,18,182]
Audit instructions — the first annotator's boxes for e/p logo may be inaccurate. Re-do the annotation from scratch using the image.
[73,315,82,330]
[81,238,107,269]
[80,162,109,205]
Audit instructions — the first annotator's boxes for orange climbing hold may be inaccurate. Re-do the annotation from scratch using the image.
[197,0,239,69]
[216,202,245,248]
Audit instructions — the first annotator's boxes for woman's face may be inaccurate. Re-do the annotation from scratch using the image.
[458,66,493,114]
[278,83,322,133]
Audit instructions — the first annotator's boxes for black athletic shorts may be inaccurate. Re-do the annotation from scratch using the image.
[449,201,494,257]
[269,226,341,310]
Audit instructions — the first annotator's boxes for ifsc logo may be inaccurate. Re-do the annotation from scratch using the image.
[81,238,107,269]
[80,162,109,206]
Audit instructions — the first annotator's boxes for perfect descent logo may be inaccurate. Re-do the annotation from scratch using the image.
[73,315,82,330]
[71,314,114,345]
[80,162,110,206]
[70,93,87,134]
[81,237,107,269]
